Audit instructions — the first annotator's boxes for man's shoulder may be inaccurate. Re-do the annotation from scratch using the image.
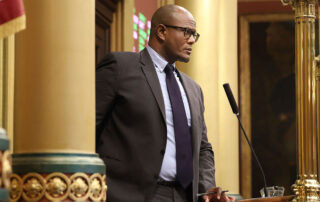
[111,51,139,58]
[103,51,140,62]
[97,51,140,70]
[179,71,201,89]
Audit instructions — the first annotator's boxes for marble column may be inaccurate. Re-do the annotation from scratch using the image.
[11,0,106,201]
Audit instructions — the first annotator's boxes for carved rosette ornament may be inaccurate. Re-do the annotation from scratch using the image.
[9,174,22,201]
[45,173,70,201]
[90,174,105,201]
[9,172,107,201]
[70,172,90,201]
[22,173,46,201]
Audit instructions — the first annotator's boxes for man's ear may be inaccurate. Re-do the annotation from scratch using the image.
[156,24,166,41]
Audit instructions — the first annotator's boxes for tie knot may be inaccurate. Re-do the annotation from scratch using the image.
[165,64,175,74]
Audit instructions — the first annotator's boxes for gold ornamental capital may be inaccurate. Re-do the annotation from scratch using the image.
[281,0,317,7]
[281,0,293,6]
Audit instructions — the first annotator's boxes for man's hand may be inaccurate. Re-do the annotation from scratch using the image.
[202,187,235,202]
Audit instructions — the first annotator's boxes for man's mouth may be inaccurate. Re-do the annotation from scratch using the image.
[185,48,192,55]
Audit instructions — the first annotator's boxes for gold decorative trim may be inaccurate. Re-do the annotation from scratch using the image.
[102,174,107,201]
[10,172,107,201]
[45,172,70,201]
[70,172,90,201]
[9,174,22,202]
[292,176,320,201]
[89,173,105,201]
[22,173,46,201]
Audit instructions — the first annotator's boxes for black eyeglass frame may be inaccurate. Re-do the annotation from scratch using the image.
[163,24,200,42]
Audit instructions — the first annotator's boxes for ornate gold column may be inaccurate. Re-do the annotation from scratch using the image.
[281,0,320,201]
[317,0,320,191]
[0,35,16,201]
[11,0,106,201]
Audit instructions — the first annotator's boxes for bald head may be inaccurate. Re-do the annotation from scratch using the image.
[148,5,197,64]
[150,5,195,38]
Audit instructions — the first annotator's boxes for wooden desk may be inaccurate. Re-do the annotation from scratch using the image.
[237,195,294,202]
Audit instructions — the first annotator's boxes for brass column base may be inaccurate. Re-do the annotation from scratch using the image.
[10,172,106,201]
[292,177,320,202]
[0,128,11,201]
[10,153,106,201]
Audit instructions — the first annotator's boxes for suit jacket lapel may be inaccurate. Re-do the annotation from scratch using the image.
[140,48,166,123]
[177,71,199,157]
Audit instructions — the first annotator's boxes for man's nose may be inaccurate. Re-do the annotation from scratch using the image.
[187,35,196,44]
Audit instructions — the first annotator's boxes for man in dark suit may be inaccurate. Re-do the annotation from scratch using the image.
[96,4,234,202]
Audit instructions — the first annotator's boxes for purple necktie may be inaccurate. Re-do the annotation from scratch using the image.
[165,64,193,188]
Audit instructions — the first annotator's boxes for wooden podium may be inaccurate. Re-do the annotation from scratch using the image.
[237,195,294,202]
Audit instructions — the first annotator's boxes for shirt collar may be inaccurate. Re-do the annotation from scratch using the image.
[146,46,176,72]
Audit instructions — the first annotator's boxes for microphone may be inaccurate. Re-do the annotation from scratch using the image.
[223,83,269,197]
[223,83,239,115]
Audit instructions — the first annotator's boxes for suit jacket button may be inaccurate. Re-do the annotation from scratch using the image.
[160,149,165,155]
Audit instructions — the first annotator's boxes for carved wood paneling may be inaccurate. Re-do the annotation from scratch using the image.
[95,0,119,64]
[239,13,294,198]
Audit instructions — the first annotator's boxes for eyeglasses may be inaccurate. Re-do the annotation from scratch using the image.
[163,24,200,42]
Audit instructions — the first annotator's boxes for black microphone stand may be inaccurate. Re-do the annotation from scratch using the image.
[236,113,269,198]
[223,83,268,197]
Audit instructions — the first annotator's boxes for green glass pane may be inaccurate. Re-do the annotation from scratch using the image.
[139,37,145,45]
[139,44,145,51]
[139,29,147,40]
[139,12,146,24]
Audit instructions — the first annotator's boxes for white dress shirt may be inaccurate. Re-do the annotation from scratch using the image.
[146,46,191,181]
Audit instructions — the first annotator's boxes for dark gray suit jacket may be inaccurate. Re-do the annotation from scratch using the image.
[96,48,215,202]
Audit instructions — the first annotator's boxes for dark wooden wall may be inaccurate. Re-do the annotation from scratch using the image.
[238,1,292,15]
[96,0,119,64]
[238,0,295,198]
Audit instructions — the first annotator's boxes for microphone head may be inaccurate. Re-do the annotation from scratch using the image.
[223,83,239,115]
